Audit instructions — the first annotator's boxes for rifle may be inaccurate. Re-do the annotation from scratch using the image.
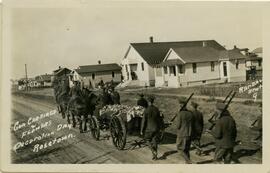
[208,90,233,124]
[208,91,236,131]
[170,93,194,122]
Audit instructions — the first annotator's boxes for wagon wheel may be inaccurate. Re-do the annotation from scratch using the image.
[110,115,126,150]
[89,116,100,140]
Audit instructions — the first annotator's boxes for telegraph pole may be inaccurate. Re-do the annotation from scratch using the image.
[25,64,28,91]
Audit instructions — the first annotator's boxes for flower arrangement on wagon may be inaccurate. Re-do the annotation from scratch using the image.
[99,105,145,122]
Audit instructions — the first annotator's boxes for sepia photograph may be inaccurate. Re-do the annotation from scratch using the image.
[1,0,270,172]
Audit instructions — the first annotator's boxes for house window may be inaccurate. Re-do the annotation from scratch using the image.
[258,60,262,67]
[164,66,168,74]
[125,65,128,72]
[192,63,197,73]
[112,71,115,78]
[236,60,239,69]
[141,62,144,71]
[178,65,184,74]
[92,73,95,80]
[211,62,215,71]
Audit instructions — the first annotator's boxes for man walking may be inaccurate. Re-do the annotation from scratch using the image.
[175,97,194,164]
[190,101,204,155]
[208,102,237,164]
[137,93,148,108]
[140,95,163,160]
[250,103,262,143]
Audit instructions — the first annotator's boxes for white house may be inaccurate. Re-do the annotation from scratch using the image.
[121,38,226,86]
[70,63,122,88]
[154,47,247,88]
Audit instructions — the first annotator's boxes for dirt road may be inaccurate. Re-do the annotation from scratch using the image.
[11,94,262,164]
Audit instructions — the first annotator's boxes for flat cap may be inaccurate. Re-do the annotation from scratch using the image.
[216,102,226,110]
[178,97,187,104]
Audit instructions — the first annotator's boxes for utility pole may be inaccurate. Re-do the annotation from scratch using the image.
[25,64,28,91]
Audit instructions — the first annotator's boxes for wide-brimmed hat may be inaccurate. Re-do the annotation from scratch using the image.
[216,102,226,110]
[191,101,198,108]
[178,97,187,104]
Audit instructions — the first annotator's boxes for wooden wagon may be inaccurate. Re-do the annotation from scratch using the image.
[89,105,166,150]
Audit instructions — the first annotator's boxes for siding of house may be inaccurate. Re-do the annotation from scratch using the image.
[80,71,121,88]
[185,61,220,83]
[154,67,165,87]
[122,46,153,86]
[228,59,246,82]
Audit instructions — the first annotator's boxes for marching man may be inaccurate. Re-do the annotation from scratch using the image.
[140,95,163,160]
[207,102,237,164]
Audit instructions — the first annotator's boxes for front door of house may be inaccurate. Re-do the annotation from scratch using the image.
[223,62,228,77]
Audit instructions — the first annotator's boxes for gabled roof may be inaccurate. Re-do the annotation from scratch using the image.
[171,47,221,63]
[128,40,225,65]
[219,49,247,60]
[53,67,72,77]
[76,63,121,75]
[252,47,262,54]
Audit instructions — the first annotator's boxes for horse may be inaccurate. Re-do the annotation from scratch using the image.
[67,88,98,133]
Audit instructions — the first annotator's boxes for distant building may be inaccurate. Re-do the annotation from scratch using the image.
[35,74,53,87]
[53,67,72,79]
[245,47,262,80]
[70,63,122,88]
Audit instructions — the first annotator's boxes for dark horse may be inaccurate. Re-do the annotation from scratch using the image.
[67,88,98,133]
[52,77,70,119]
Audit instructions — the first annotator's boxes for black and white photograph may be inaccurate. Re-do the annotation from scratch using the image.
[1,0,270,172]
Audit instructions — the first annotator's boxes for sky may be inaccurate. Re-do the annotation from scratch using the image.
[9,1,263,79]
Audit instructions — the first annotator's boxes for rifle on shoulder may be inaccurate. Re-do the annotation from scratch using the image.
[207,91,236,131]
[208,90,233,124]
[170,93,194,123]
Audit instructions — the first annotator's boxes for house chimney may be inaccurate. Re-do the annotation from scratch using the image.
[202,41,207,47]
[149,36,154,43]
[59,66,61,69]
[234,45,237,49]
[98,60,101,64]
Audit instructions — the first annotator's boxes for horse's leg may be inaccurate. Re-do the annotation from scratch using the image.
[72,112,76,128]
[83,115,88,131]
[67,113,71,124]
[61,105,66,119]
[79,115,83,133]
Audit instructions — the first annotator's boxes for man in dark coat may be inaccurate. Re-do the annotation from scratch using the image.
[210,102,237,164]
[109,87,121,105]
[250,103,262,142]
[190,101,204,155]
[175,97,194,164]
[140,95,163,160]
[137,93,148,108]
